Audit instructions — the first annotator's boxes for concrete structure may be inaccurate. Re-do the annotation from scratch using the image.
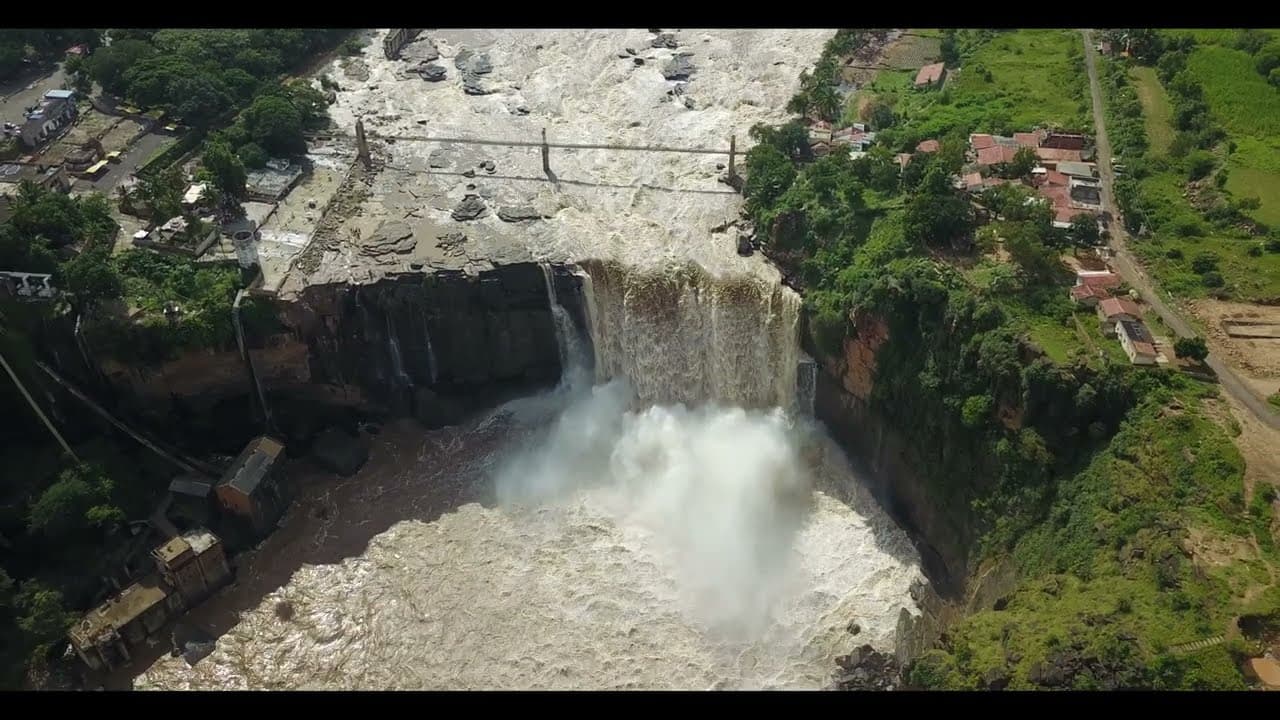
[1057,160,1097,179]
[19,91,76,148]
[168,475,217,528]
[914,62,947,89]
[68,574,183,672]
[1097,297,1142,336]
[0,271,58,301]
[1116,319,1157,365]
[1036,146,1084,166]
[151,529,232,607]
[383,28,422,61]
[1069,176,1102,209]
[182,182,208,209]
[245,162,303,202]
[1041,132,1087,151]
[215,436,288,537]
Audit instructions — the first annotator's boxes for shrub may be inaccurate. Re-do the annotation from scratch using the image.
[1173,336,1209,361]
[1190,251,1219,274]
[1186,151,1215,181]
[1166,248,1184,260]
[1248,244,1264,257]
[1201,271,1225,288]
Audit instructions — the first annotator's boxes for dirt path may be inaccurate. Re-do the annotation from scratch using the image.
[1081,29,1280,430]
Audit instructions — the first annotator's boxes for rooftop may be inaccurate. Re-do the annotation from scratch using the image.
[916,139,940,153]
[1013,131,1042,148]
[70,574,171,646]
[1036,147,1084,163]
[219,435,286,496]
[154,528,220,566]
[1057,161,1096,178]
[915,62,946,86]
[169,476,214,498]
[970,133,996,150]
[1100,297,1142,319]
[245,162,303,201]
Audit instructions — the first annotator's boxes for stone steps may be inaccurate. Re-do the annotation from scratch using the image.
[1170,635,1226,656]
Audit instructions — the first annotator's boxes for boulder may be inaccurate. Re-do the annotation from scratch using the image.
[310,427,369,477]
[651,33,678,49]
[419,64,447,82]
[462,72,491,96]
[454,49,474,69]
[462,168,476,178]
[662,54,695,81]
[736,232,753,256]
[469,53,493,75]
[626,47,637,56]
[480,159,496,174]
[451,194,488,221]
[361,221,416,256]
[498,205,542,222]
[428,149,450,168]
[633,57,645,67]
[418,44,440,62]
[414,387,469,429]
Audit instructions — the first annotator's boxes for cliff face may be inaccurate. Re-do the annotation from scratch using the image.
[88,262,586,451]
[810,309,975,599]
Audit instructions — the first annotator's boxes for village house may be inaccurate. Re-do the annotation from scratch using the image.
[914,62,947,89]
[1116,319,1159,365]
[68,573,183,672]
[916,139,940,154]
[1069,283,1108,307]
[215,435,289,537]
[1097,297,1143,337]
[168,475,217,528]
[1035,147,1085,169]
[19,90,76,148]
[69,527,233,672]
[1056,161,1097,179]
[151,528,233,607]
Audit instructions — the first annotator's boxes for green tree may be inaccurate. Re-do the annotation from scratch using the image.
[59,246,122,310]
[1069,213,1101,249]
[236,142,268,170]
[243,94,305,157]
[201,140,247,198]
[1006,146,1038,179]
[744,144,797,217]
[1173,336,1209,362]
[86,39,156,96]
[28,464,118,539]
[1186,151,1215,181]
[961,394,994,429]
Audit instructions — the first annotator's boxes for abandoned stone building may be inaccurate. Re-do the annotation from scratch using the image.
[214,435,289,537]
[69,528,233,672]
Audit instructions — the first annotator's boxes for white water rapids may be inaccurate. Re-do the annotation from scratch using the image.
[131,29,924,690]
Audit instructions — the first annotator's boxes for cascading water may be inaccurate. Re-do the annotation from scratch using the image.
[385,311,412,389]
[133,28,924,691]
[578,259,801,410]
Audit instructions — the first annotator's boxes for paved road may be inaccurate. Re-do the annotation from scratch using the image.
[0,63,68,127]
[1082,30,1280,429]
[80,131,172,194]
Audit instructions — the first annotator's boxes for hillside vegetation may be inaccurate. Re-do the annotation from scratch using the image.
[746,28,1279,690]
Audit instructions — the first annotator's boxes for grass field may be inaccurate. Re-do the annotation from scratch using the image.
[1225,164,1280,226]
[1187,45,1280,139]
[951,29,1091,132]
[1130,66,1173,156]
[853,30,1090,141]
[1133,234,1280,303]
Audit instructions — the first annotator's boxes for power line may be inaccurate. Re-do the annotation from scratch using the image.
[314,131,743,156]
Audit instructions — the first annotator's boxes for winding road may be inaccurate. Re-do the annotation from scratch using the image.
[1081,29,1280,429]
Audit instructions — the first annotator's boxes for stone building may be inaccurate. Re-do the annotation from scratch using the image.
[215,435,289,537]
[151,528,233,607]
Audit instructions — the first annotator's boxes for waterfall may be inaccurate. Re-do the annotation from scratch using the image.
[419,307,439,386]
[541,263,591,388]
[577,259,801,411]
[385,311,412,389]
[796,352,817,417]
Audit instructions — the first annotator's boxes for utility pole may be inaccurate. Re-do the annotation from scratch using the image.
[728,134,737,183]
[355,117,371,169]
[541,127,551,178]
[0,347,78,462]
